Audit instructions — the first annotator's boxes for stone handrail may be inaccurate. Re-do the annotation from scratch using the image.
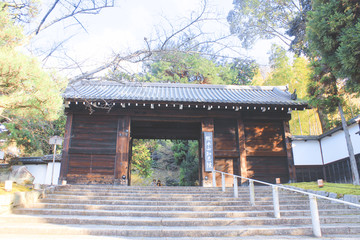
[212,170,360,238]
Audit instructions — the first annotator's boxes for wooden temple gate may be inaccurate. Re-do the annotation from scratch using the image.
[60,82,307,186]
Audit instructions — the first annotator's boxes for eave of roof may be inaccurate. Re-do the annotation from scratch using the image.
[13,157,45,164]
[63,80,308,108]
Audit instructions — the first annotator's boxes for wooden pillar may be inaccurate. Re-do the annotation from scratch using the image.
[59,112,73,182]
[284,120,296,182]
[115,116,131,185]
[128,138,133,185]
[237,118,248,184]
[201,118,214,187]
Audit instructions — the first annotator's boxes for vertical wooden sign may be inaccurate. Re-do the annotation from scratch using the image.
[204,131,214,172]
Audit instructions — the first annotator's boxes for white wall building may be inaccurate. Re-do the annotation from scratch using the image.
[292,115,360,182]
[12,155,62,185]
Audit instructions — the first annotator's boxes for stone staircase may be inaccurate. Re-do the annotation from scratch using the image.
[1,185,360,239]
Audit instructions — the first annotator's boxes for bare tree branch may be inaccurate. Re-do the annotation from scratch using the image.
[35,0,60,34]
[34,0,114,35]
[42,34,77,64]
[160,0,207,50]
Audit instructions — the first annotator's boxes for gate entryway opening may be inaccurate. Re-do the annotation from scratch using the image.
[129,120,201,186]
[130,139,200,186]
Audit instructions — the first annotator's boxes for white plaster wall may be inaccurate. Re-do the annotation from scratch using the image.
[25,164,47,184]
[45,162,61,185]
[293,121,360,166]
[349,123,360,155]
[12,164,47,184]
[292,140,323,165]
[321,123,360,164]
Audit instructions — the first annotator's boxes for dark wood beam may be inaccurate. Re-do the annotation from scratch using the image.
[59,112,73,182]
[283,120,296,182]
[237,118,247,184]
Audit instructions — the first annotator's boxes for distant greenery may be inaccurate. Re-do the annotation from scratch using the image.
[111,52,258,86]
[131,139,154,178]
[286,182,360,197]
[252,44,321,135]
[1,115,66,157]
[175,140,199,186]
[253,44,359,134]
[228,0,360,133]
[131,139,199,186]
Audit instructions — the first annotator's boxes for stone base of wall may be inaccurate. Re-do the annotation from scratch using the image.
[0,186,58,214]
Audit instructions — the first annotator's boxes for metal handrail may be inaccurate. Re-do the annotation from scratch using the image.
[212,170,360,238]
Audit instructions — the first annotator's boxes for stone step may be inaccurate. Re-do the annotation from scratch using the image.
[2,235,360,240]
[47,195,302,202]
[49,193,297,199]
[2,214,360,226]
[38,197,350,209]
[12,207,359,218]
[52,190,301,197]
[55,186,284,194]
[58,185,268,190]
[4,185,359,239]
[0,223,359,237]
[28,202,357,213]
[37,196,344,206]
[54,186,289,192]
[40,194,310,202]
[57,186,230,192]
[25,203,360,216]
[55,186,280,191]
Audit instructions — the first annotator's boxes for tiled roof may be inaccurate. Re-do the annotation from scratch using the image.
[13,157,45,164]
[42,154,62,162]
[64,80,307,107]
[11,155,62,165]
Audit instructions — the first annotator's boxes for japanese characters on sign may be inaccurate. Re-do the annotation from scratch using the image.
[49,136,63,145]
[204,131,214,172]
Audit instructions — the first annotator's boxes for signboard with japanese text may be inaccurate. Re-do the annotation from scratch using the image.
[49,136,63,145]
[204,131,214,172]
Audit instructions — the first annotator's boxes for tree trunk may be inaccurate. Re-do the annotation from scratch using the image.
[316,108,325,134]
[338,103,360,185]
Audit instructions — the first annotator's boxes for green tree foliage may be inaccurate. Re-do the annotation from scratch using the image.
[130,139,200,186]
[172,140,188,165]
[172,140,199,186]
[179,141,199,186]
[0,3,66,157]
[131,139,153,178]
[306,0,360,130]
[307,61,360,130]
[307,0,360,88]
[257,44,310,98]
[0,4,65,121]
[220,58,259,85]
[286,0,312,55]
[253,44,322,135]
[227,0,311,54]
[1,115,66,156]
[134,52,258,85]
[2,0,39,25]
